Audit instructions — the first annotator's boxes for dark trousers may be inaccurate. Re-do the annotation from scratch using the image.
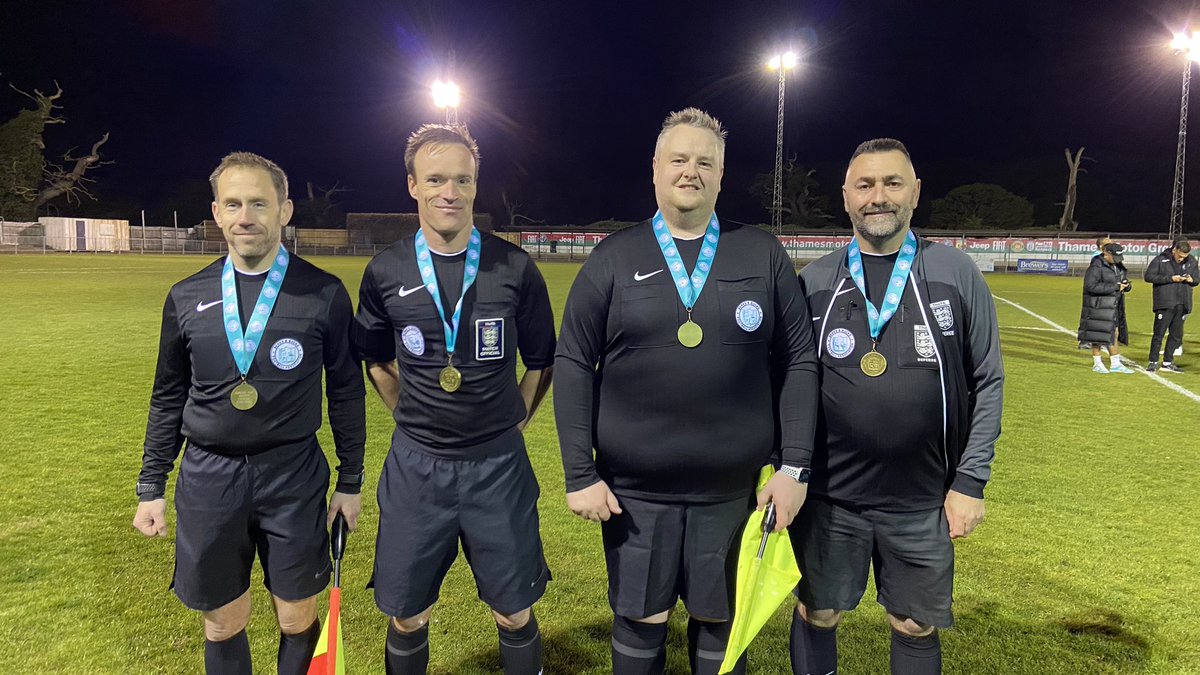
[1149,306,1187,362]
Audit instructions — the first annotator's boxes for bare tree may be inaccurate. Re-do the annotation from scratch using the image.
[34,133,111,209]
[501,191,544,230]
[1057,147,1090,232]
[1,82,111,219]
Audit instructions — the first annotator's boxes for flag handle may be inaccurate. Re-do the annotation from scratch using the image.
[757,504,777,558]
[331,513,348,588]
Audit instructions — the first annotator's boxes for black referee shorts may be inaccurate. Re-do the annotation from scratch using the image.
[791,497,954,628]
[601,494,752,621]
[172,438,331,612]
[370,427,550,618]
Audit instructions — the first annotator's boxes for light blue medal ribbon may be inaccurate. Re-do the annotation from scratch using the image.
[221,245,289,408]
[651,211,720,348]
[845,230,917,375]
[414,227,482,392]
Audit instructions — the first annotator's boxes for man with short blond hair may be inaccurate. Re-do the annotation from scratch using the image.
[354,124,555,675]
[555,108,818,674]
[134,151,366,674]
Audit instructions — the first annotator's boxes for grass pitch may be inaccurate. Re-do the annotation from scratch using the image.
[0,253,1198,674]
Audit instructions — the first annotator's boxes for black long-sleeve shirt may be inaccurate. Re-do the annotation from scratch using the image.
[554,219,819,503]
[138,255,366,496]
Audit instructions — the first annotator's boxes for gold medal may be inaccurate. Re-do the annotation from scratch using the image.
[439,365,462,392]
[860,350,887,377]
[677,320,703,348]
[230,381,259,410]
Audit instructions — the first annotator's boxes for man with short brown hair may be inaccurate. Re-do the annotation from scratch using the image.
[355,124,555,675]
[134,152,366,674]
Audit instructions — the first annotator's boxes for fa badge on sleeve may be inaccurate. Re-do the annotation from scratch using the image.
[476,317,504,361]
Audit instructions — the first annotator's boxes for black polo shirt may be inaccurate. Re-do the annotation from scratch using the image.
[555,219,819,503]
[353,232,556,453]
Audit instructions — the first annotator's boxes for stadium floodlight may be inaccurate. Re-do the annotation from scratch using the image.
[432,80,461,124]
[766,51,799,236]
[1168,31,1200,239]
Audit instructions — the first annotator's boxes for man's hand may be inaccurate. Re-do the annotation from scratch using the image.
[566,481,622,523]
[757,473,808,531]
[1172,274,1186,283]
[328,491,363,531]
[944,490,985,539]
[132,499,169,537]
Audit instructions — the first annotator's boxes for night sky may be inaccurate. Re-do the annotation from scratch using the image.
[3,0,1200,232]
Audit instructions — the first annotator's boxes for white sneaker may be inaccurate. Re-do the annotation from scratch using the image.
[1092,363,1109,373]
[1110,363,1135,373]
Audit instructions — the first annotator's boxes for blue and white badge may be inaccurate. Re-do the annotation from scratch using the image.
[826,328,856,359]
[735,300,763,332]
[270,338,304,370]
[401,325,425,356]
[475,317,504,361]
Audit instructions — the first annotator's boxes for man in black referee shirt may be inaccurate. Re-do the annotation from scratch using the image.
[790,139,1003,675]
[132,152,367,675]
[555,108,819,675]
[353,124,555,675]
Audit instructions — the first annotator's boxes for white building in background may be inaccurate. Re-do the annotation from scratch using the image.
[40,217,130,252]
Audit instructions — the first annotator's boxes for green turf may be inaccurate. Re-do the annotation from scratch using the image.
[0,254,1197,674]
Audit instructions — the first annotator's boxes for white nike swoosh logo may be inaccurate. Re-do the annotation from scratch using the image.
[634,270,663,281]
[196,300,222,312]
[398,286,425,297]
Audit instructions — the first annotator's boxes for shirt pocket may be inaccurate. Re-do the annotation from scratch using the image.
[254,316,321,381]
[619,283,679,349]
[717,276,771,345]
[387,301,443,364]
[188,322,238,384]
[467,301,515,366]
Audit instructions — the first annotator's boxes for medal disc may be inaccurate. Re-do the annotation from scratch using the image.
[439,365,462,392]
[230,382,259,410]
[860,351,887,377]
[677,320,703,348]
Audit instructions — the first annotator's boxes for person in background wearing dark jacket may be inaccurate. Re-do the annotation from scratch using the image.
[1078,242,1134,373]
[1144,238,1199,373]
[791,138,1004,675]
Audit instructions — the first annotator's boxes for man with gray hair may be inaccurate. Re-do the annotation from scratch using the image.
[134,152,366,674]
[791,138,1003,674]
[555,108,819,674]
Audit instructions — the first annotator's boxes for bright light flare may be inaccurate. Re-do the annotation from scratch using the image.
[767,52,799,71]
[431,80,461,109]
[1172,31,1200,56]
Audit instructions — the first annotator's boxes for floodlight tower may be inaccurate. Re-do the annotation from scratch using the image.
[767,51,798,236]
[1169,31,1200,239]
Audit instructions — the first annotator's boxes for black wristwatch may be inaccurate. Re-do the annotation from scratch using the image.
[336,471,365,488]
[136,481,165,499]
[778,465,811,484]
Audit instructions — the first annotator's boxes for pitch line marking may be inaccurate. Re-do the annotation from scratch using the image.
[993,294,1200,405]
